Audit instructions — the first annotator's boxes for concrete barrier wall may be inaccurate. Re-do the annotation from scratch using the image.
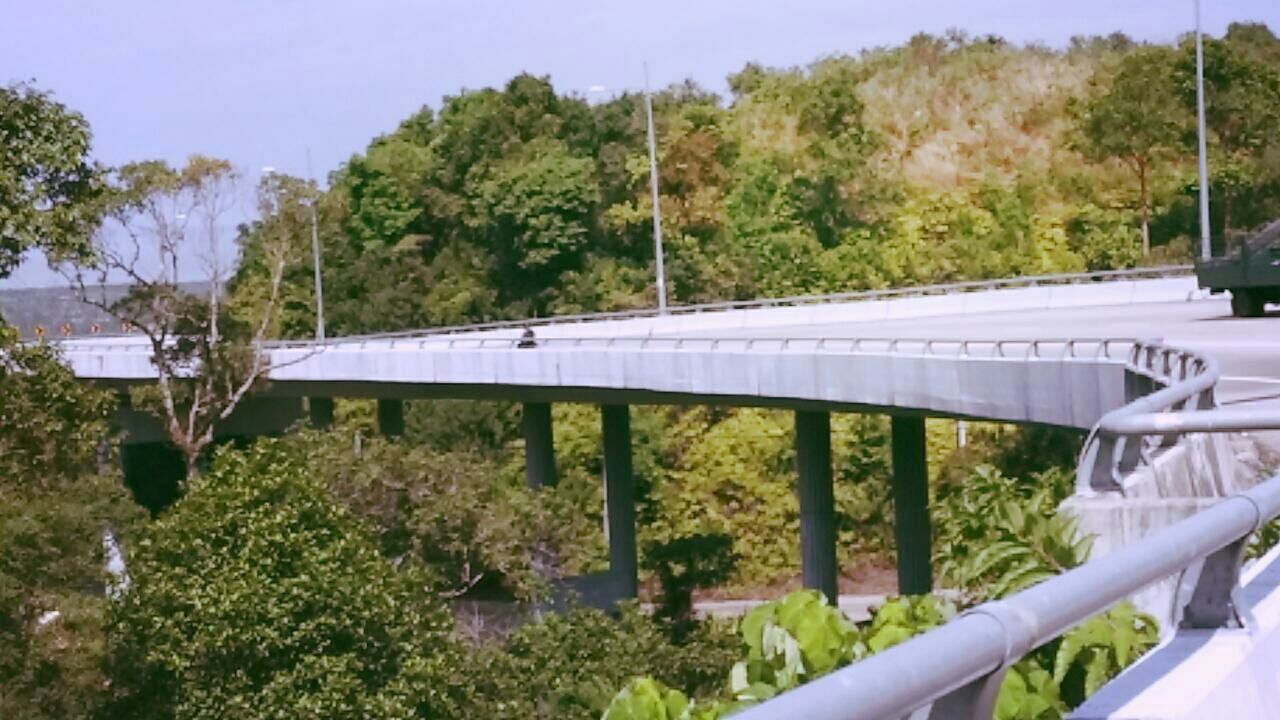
[1070,543,1280,719]
[252,345,1126,427]
[1061,434,1264,630]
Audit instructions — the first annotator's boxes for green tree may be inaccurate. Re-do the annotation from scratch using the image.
[1078,46,1186,255]
[0,328,142,719]
[0,83,102,277]
[1174,35,1280,238]
[103,440,469,719]
[476,141,599,313]
[67,157,291,479]
[281,430,550,601]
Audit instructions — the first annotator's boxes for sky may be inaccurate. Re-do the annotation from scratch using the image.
[2,0,1276,286]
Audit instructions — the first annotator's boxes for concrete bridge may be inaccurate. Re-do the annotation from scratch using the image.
[54,267,1280,718]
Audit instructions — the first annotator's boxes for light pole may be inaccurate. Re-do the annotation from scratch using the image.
[588,71,668,313]
[261,165,325,340]
[643,65,668,313]
[1195,0,1211,261]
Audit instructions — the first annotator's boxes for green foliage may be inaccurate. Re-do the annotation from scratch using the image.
[472,604,737,720]
[0,329,143,720]
[0,82,102,277]
[935,466,1090,599]
[278,430,550,601]
[1051,602,1158,706]
[995,659,1064,720]
[729,590,864,702]
[234,31,1280,336]
[863,595,956,653]
[103,440,470,719]
[596,589,1157,720]
[601,678,693,720]
[643,533,738,636]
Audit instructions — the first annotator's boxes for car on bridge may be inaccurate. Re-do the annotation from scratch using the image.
[1196,217,1280,317]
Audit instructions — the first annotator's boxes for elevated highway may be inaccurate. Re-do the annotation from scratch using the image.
[51,267,1280,718]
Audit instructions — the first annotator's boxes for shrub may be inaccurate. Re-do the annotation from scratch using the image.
[102,440,470,719]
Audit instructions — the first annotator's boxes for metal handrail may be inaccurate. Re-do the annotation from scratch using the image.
[258,335,1142,356]
[732,470,1280,720]
[731,334,1250,718]
[1077,342,1221,493]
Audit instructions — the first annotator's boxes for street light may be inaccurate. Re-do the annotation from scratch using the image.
[261,165,325,340]
[1195,0,1211,261]
[587,70,669,314]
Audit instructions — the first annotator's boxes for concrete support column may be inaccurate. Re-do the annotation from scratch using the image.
[522,402,558,489]
[891,415,932,595]
[601,404,638,600]
[377,398,404,438]
[795,410,838,604]
[309,397,335,430]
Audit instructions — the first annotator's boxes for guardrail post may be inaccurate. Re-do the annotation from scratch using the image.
[377,398,405,438]
[308,397,335,430]
[602,405,638,600]
[796,410,838,604]
[522,402,558,489]
[892,415,933,595]
[1180,537,1249,629]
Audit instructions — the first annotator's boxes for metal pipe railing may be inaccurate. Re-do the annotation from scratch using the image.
[732,471,1280,720]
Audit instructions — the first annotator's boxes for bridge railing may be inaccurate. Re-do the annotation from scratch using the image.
[1077,341,1221,493]
[262,334,1142,359]
[728,334,1280,719]
[730,469,1280,720]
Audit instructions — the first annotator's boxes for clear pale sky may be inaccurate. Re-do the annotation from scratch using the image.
[2,0,1276,286]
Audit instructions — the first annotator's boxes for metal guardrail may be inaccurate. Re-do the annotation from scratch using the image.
[732,470,1280,720]
[260,335,1142,358]
[731,330,1278,718]
[1077,342,1221,493]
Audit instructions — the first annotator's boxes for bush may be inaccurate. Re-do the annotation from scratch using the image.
[102,440,470,719]
[473,604,737,720]
[292,431,551,601]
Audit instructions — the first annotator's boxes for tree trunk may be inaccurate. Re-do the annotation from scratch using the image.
[1224,195,1235,252]
[1139,163,1150,257]
[184,450,200,482]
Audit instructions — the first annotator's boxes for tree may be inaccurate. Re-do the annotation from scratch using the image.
[103,440,470,719]
[1078,46,1186,255]
[0,328,143,719]
[1174,36,1280,239]
[286,430,552,601]
[0,82,102,277]
[65,157,292,479]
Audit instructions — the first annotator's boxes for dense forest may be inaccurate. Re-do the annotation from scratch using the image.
[2,23,1279,720]
[233,25,1280,336]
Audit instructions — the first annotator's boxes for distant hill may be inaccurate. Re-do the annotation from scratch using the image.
[0,283,213,338]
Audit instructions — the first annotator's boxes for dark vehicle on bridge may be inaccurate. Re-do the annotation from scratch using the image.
[1196,218,1280,317]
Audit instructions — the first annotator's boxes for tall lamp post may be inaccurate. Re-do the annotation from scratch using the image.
[589,70,669,314]
[262,165,325,340]
[1195,0,1211,261]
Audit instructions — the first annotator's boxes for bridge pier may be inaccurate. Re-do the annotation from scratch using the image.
[602,404,638,600]
[522,402,558,489]
[891,415,932,595]
[308,397,335,429]
[376,398,404,438]
[795,410,838,604]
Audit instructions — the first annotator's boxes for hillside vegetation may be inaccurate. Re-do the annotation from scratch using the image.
[234,25,1280,336]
